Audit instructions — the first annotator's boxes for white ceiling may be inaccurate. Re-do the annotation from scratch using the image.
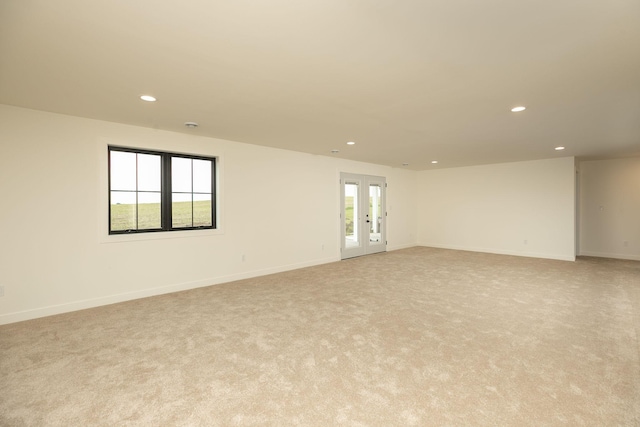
[1,0,639,170]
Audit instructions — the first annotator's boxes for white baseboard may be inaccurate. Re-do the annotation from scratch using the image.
[0,255,339,325]
[387,243,418,252]
[416,242,576,262]
[578,250,640,261]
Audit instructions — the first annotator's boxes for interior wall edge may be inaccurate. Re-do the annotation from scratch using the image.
[0,255,340,326]
[387,243,418,252]
[578,251,640,262]
[416,243,576,262]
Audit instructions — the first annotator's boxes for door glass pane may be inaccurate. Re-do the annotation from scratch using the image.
[344,182,359,248]
[369,184,382,243]
[172,193,192,228]
[138,192,161,229]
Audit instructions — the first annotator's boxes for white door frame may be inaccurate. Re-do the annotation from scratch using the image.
[340,173,387,259]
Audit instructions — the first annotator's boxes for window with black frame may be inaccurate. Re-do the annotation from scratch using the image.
[108,146,216,234]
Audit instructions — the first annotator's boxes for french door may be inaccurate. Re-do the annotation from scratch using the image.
[340,173,386,259]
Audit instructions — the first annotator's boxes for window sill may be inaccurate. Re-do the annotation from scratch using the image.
[100,227,224,244]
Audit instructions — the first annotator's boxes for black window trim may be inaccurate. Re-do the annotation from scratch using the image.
[108,145,217,235]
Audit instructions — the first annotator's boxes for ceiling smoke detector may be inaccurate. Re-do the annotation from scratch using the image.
[184,122,199,128]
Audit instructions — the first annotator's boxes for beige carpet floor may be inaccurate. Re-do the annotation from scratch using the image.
[1,247,639,426]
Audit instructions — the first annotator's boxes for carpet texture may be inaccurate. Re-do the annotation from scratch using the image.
[1,247,639,426]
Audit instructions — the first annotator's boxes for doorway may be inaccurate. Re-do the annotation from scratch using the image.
[340,173,387,259]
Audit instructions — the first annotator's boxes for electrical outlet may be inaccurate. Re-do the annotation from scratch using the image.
[624,241,629,247]
[241,254,246,262]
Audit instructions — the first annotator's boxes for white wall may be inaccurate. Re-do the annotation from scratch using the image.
[0,105,418,324]
[578,157,640,260]
[416,158,576,261]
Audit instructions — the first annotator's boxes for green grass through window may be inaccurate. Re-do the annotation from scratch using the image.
[111,201,212,231]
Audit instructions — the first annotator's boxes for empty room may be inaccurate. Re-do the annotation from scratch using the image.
[1,1,639,425]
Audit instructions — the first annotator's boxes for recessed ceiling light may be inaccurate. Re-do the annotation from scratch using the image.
[555,146,565,151]
[331,149,339,154]
[184,122,199,128]
[431,160,438,164]
[346,141,356,146]
[511,106,526,112]
[402,163,409,166]
[140,95,156,102]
